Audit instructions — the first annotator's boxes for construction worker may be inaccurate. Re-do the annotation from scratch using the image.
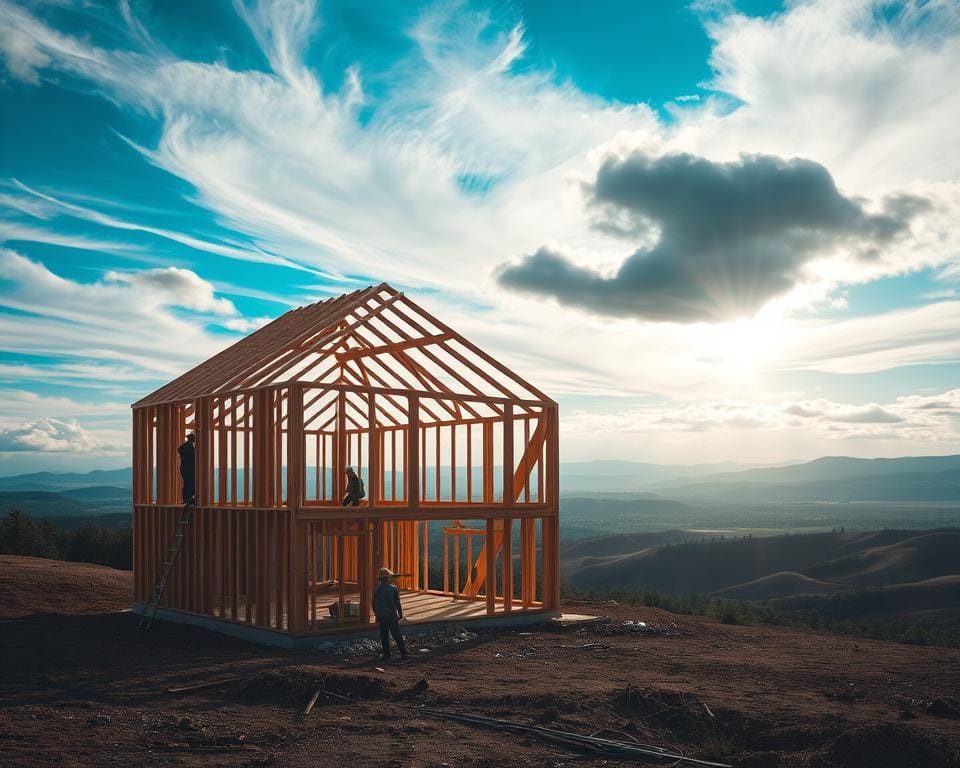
[178,432,196,504]
[373,567,408,660]
[342,466,365,506]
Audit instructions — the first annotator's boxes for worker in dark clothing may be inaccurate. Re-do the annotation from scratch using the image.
[178,433,196,504]
[342,466,364,506]
[373,567,408,660]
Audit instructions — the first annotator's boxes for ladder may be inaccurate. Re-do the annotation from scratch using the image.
[138,501,195,631]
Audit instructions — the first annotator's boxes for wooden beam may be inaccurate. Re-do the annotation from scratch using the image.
[485,518,496,615]
[335,334,453,362]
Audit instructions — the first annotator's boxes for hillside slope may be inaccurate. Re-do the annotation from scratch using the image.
[0,556,131,619]
[562,529,960,596]
[711,571,855,599]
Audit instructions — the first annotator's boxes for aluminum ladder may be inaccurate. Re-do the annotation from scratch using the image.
[137,501,194,631]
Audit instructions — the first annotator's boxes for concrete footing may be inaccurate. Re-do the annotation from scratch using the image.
[131,603,562,649]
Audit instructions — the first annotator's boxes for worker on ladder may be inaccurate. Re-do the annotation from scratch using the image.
[179,432,196,505]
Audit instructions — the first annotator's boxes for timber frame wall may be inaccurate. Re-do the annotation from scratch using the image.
[131,284,560,636]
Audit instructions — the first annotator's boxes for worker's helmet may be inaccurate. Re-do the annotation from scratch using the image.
[377,567,395,579]
[344,466,354,473]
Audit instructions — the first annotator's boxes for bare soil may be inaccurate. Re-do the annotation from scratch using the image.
[2,557,959,767]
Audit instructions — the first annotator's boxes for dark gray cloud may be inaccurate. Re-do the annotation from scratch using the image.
[498,152,920,322]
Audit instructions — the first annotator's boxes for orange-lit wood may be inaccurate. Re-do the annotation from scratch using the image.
[132,284,558,635]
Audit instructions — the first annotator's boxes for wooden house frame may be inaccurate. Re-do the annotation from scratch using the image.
[131,284,560,641]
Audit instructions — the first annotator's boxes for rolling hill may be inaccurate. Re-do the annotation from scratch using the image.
[711,571,855,599]
[0,468,132,492]
[562,529,960,597]
[654,455,960,502]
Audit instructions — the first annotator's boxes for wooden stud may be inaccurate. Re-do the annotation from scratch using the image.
[485,518,496,616]
[503,517,513,613]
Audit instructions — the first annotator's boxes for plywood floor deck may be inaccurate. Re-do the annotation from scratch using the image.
[306,589,491,630]
[196,589,544,634]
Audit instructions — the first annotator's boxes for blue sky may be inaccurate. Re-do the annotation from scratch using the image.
[0,0,959,473]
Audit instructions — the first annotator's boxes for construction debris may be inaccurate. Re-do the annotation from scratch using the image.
[311,625,477,656]
[166,677,241,694]
[550,614,610,629]
[414,707,732,767]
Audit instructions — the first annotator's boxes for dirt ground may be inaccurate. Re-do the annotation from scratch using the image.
[2,557,959,767]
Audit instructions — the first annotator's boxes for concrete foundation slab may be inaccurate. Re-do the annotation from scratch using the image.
[131,603,561,649]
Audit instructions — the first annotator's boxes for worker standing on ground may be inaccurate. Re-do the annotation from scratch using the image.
[373,567,408,660]
[342,466,364,506]
[178,432,196,504]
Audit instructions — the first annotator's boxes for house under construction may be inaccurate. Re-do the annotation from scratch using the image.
[131,283,560,646]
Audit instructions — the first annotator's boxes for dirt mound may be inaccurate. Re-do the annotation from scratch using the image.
[810,723,958,768]
[614,685,718,737]
[0,555,131,619]
[230,666,392,705]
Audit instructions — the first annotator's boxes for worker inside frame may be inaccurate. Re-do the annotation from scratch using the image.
[373,567,408,660]
[178,432,196,505]
[342,465,365,506]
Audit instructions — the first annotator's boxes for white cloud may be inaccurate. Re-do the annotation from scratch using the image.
[104,267,236,315]
[0,389,128,419]
[563,389,960,447]
[0,417,120,454]
[0,249,243,379]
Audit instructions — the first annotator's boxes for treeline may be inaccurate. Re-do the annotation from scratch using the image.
[562,584,960,649]
[0,510,131,570]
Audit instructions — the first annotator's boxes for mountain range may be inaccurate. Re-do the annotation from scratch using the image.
[2,454,960,517]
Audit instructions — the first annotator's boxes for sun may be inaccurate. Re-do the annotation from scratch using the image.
[709,308,784,378]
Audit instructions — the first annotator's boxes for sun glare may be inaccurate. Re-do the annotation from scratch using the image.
[711,310,784,377]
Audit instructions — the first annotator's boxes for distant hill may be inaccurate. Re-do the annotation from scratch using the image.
[0,486,131,519]
[57,486,132,502]
[711,571,855,600]
[0,491,88,517]
[0,468,132,492]
[560,459,777,492]
[768,575,960,623]
[562,529,960,596]
[662,469,960,502]
[806,531,960,586]
[655,456,960,502]
[658,454,960,487]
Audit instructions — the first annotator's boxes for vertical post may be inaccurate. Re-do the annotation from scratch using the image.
[422,518,429,591]
[337,533,346,626]
[482,421,494,504]
[485,518,496,615]
[453,531,460,596]
[286,384,305,634]
[367,394,378,510]
[502,404,514,507]
[407,394,419,511]
[335,391,346,502]
[522,517,535,607]
[218,398,228,505]
[451,423,457,502]
[544,404,560,610]
[359,521,370,625]
[195,397,210,507]
[503,517,513,613]
[443,532,449,593]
